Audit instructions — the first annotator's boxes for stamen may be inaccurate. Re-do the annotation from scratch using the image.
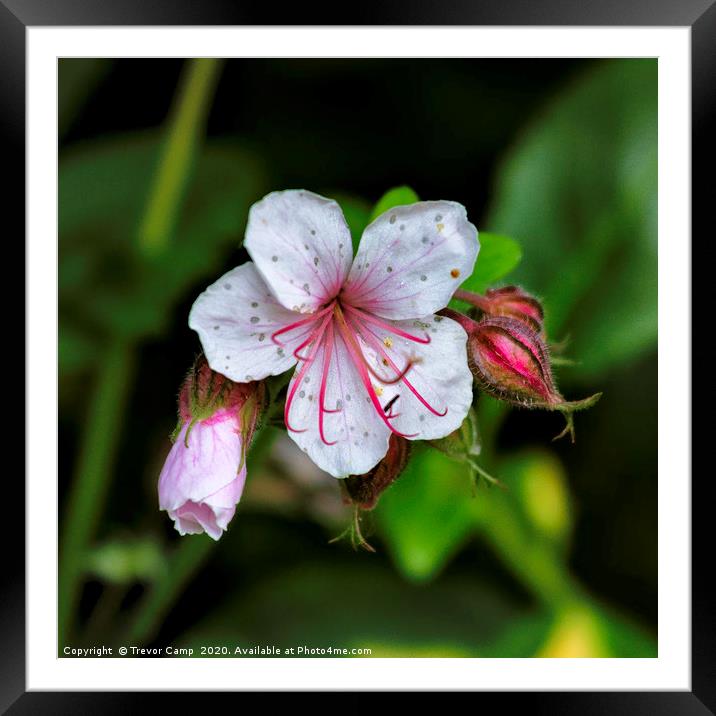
[292,331,319,362]
[343,303,431,344]
[356,315,448,418]
[284,312,332,433]
[271,304,333,346]
[346,315,416,385]
[318,321,339,446]
[333,306,418,439]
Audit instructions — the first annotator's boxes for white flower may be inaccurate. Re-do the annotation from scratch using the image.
[189,190,479,478]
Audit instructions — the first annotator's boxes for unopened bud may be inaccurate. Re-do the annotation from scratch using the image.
[468,315,558,407]
[442,309,601,442]
[177,355,267,457]
[343,435,411,510]
[158,355,266,540]
[455,286,544,334]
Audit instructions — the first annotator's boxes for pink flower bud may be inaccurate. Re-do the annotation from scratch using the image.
[158,356,265,540]
[481,286,545,333]
[158,410,246,540]
[455,286,544,333]
[468,315,559,408]
[441,309,601,441]
[343,435,411,511]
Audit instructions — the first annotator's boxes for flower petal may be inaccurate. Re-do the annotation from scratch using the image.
[285,322,391,478]
[171,502,226,541]
[165,471,245,541]
[158,415,245,512]
[343,201,479,320]
[347,311,474,440]
[245,190,353,313]
[189,262,311,382]
[170,503,210,536]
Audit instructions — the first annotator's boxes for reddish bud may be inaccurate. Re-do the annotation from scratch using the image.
[455,286,544,334]
[468,315,558,408]
[343,435,411,510]
[441,309,601,441]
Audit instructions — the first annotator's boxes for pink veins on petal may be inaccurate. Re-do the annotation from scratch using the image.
[318,321,340,445]
[341,303,431,344]
[350,313,448,418]
[283,311,332,433]
[333,305,418,439]
[275,298,449,444]
[271,304,333,347]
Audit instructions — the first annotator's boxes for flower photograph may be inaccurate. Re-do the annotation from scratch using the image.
[58,58,657,658]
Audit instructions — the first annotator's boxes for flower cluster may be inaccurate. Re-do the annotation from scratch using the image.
[156,190,599,540]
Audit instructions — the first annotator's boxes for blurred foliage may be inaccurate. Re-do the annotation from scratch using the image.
[59,134,265,364]
[377,446,476,582]
[178,563,524,657]
[486,59,657,378]
[59,59,112,138]
[508,449,572,552]
[58,58,657,659]
[86,536,167,585]
[455,232,523,295]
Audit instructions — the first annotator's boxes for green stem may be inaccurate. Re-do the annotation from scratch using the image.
[81,583,128,647]
[124,536,214,646]
[452,288,491,312]
[138,58,224,257]
[59,337,136,646]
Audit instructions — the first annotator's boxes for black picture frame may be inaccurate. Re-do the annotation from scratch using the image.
[6,1,708,711]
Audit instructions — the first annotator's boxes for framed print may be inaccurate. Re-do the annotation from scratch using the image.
[7,0,710,710]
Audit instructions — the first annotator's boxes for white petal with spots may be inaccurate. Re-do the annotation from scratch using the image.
[244,190,353,313]
[189,262,312,382]
[285,322,392,478]
[344,200,479,320]
[347,312,473,440]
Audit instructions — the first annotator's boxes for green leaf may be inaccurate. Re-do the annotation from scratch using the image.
[85,536,167,585]
[486,60,657,377]
[456,231,523,296]
[59,132,266,341]
[369,185,420,222]
[375,448,476,582]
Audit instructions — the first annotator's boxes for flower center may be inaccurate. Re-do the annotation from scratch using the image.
[272,295,447,446]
